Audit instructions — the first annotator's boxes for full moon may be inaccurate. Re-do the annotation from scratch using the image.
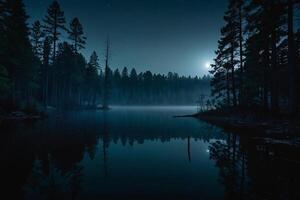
[205,62,211,69]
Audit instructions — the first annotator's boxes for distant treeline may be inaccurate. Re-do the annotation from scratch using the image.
[109,69,210,105]
[0,0,209,111]
[210,0,300,116]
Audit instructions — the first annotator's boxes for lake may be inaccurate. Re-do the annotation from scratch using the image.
[1,106,299,200]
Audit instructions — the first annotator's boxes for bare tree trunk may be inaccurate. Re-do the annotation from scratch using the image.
[103,39,110,109]
[263,37,270,111]
[271,30,279,114]
[238,3,244,106]
[226,69,231,107]
[288,0,297,116]
[231,44,237,107]
[45,69,48,107]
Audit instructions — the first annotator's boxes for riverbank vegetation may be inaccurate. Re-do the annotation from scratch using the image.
[195,0,300,137]
[209,0,300,119]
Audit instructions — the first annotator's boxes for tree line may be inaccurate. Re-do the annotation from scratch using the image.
[0,0,210,112]
[109,69,210,105]
[210,0,300,116]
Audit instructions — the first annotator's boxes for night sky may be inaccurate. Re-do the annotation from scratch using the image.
[24,0,228,76]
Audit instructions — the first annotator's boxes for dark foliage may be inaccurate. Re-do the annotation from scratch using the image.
[210,0,300,117]
[0,0,210,110]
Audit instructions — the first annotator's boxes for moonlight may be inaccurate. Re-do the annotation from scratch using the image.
[205,62,211,69]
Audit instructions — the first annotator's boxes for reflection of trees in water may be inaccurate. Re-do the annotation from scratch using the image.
[3,113,300,200]
[0,113,225,199]
[102,112,109,179]
[188,136,191,163]
[209,133,246,200]
[23,155,83,200]
[102,120,224,147]
[209,133,300,200]
[1,125,36,199]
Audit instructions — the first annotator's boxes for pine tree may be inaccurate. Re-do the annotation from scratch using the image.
[122,67,129,80]
[269,1,285,114]
[244,0,285,112]
[130,68,138,82]
[211,0,245,107]
[210,40,231,107]
[4,0,38,103]
[43,0,66,62]
[244,0,269,110]
[54,42,86,107]
[236,0,245,105]
[88,51,100,71]
[30,20,44,59]
[42,36,51,106]
[86,51,100,106]
[43,0,66,106]
[68,17,86,53]
[113,69,121,82]
[212,0,241,107]
[211,0,298,115]
[288,0,297,116]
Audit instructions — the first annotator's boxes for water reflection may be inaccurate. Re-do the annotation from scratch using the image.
[1,107,299,199]
[209,131,300,200]
[188,136,191,163]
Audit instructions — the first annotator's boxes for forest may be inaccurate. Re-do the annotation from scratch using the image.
[0,0,210,113]
[0,0,299,116]
[1,0,300,199]
[210,0,300,117]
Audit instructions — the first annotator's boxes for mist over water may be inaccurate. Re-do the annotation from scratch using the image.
[1,0,300,199]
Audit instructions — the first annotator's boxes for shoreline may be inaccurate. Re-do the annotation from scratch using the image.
[196,113,299,135]
[0,111,48,125]
[184,110,300,149]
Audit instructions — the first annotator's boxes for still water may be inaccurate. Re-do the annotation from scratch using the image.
[1,106,299,200]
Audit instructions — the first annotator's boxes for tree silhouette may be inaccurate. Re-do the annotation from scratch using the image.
[1,0,38,105]
[211,0,300,115]
[85,51,101,107]
[43,0,66,62]
[68,17,86,53]
[288,0,297,116]
[42,36,51,107]
[102,39,111,109]
[30,20,44,59]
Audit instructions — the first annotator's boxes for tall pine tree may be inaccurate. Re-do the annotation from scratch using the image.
[211,0,241,107]
[68,17,86,53]
[43,0,66,62]
[4,0,38,104]
[30,20,44,59]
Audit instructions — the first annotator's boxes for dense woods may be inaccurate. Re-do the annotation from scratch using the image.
[1,1,300,199]
[109,69,210,105]
[210,0,300,116]
[0,0,209,112]
[3,0,299,114]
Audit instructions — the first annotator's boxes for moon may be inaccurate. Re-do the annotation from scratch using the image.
[205,62,211,69]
